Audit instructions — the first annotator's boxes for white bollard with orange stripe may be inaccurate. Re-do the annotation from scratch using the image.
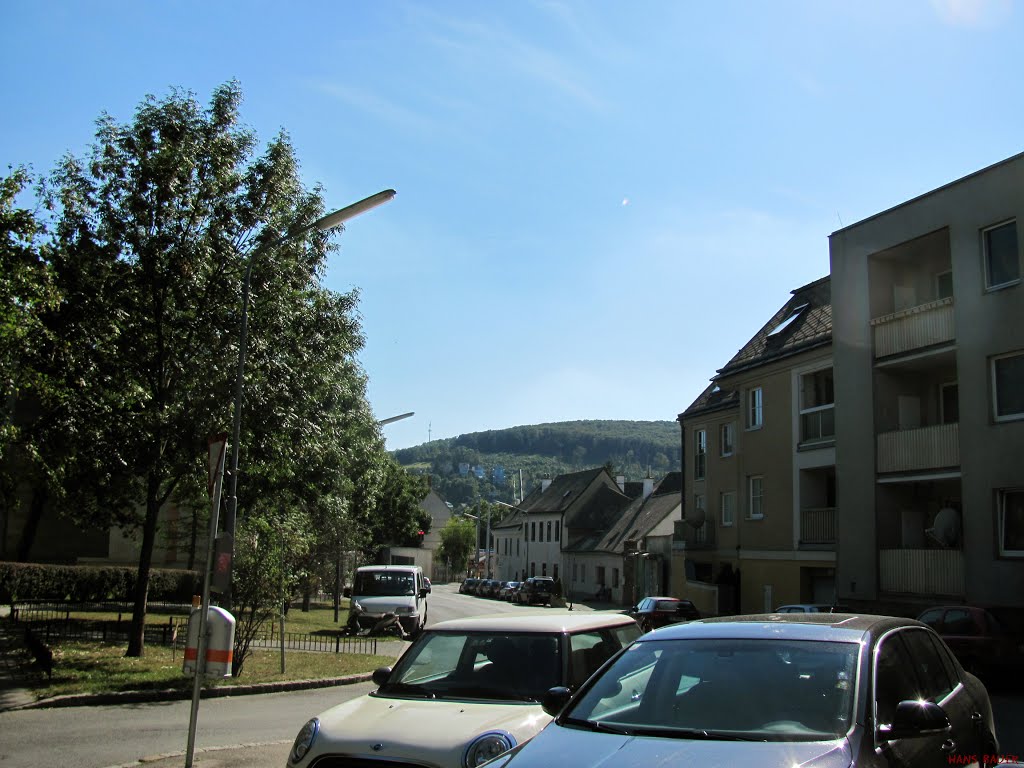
[183,605,236,678]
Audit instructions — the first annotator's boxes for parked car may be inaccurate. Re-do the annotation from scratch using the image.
[625,596,700,632]
[460,578,481,595]
[775,603,846,614]
[517,576,556,606]
[479,613,999,768]
[477,579,500,598]
[916,605,1024,681]
[286,611,642,768]
[500,581,522,601]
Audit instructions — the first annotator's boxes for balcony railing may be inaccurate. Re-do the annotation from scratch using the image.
[799,506,836,547]
[871,297,954,358]
[879,548,964,597]
[877,422,959,473]
[674,522,716,550]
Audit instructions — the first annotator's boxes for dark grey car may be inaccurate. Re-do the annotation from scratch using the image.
[480,613,999,768]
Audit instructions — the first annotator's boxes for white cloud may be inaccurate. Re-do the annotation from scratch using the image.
[930,0,1012,27]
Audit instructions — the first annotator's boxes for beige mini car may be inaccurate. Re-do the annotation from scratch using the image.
[287,611,641,768]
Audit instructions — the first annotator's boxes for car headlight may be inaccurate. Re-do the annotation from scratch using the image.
[394,605,414,614]
[464,731,517,767]
[289,718,319,764]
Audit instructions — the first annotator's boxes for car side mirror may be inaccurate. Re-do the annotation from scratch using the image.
[343,587,351,598]
[372,666,393,687]
[877,700,950,741]
[419,588,429,598]
[541,686,573,717]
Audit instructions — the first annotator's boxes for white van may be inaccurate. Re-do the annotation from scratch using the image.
[344,565,430,637]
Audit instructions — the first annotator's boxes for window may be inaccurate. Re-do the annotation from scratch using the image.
[748,476,764,519]
[720,423,735,456]
[993,352,1024,421]
[694,429,707,480]
[553,564,558,580]
[612,568,619,588]
[555,521,560,541]
[572,563,578,582]
[747,387,763,429]
[940,382,959,424]
[998,488,1024,556]
[721,491,735,526]
[694,494,707,543]
[874,633,919,726]
[542,563,547,576]
[531,521,536,542]
[936,270,953,299]
[547,521,552,542]
[530,562,536,577]
[581,564,586,582]
[596,565,606,587]
[800,368,835,443]
[983,219,1020,289]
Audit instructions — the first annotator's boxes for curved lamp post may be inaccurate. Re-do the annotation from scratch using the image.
[223,189,396,607]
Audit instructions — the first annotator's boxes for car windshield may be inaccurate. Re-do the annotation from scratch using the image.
[354,571,416,597]
[562,637,858,741]
[378,631,562,702]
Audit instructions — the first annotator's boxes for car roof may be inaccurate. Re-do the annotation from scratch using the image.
[776,604,834,610]
[642,596,679,602]
[358,565,421,572]
[429,610,636,633]
[643,612,925,643]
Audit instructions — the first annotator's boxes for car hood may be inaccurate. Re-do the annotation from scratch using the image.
[351,596,418,614]
[304,693,552,767]
[490,723,854,768]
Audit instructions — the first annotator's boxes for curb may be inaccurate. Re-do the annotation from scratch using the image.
[11,671,375,711]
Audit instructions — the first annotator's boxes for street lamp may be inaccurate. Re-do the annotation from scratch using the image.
[459,509,492,578]
[223,189,396,607]
[494,501,526,581]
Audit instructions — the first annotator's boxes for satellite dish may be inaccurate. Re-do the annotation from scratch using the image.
[687,507,706,529]
[926,507,960,547]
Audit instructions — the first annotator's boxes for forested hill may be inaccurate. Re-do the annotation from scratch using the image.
[394,420,681,507]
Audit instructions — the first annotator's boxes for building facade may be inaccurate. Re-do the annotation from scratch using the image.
[830,152,1024,614]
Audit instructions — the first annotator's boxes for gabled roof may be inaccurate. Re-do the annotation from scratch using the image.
[579,479,682,555]
[519,467,610,515]
[681,276,831,420]
[716,275,831,378]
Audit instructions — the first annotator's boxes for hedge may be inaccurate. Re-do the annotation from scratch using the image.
[0,561,201,604]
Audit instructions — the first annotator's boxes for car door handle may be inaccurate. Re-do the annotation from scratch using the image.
[941,740,957,753]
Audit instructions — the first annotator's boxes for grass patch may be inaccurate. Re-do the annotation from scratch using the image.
[33,640,395,700]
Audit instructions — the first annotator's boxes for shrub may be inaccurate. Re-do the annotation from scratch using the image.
[0,561,200,604]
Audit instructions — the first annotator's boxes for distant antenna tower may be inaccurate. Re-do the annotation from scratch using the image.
[428,422,432,442]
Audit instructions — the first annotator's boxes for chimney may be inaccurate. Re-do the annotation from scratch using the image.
[642,477,654,499]
[616,475,625,493]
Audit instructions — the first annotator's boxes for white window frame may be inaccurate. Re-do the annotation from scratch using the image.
[694,429,707,480]
[747,387,763,430]
[748,476,764,519]
[721,490,735,527]
[983,219,1021,291]
[720,423,735,457]
[935,270,953,300]
[998,488,1024,557]
[992,351,1024,422]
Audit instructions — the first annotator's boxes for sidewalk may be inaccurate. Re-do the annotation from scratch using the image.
[0,620,39,711]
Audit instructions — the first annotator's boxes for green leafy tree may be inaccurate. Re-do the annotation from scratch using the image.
[437,517,475,578]
[41,81,362,657]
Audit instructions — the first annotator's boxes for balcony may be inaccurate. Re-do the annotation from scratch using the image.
[871,297,954,359]
[674,522,717,551]
[877,423,959,473]
[879,548,964,597]
[799,506,836,548]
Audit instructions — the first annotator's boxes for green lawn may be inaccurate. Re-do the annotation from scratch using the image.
[33,640,395,700]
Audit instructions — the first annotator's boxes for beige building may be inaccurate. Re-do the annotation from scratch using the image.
[829,152,1024,615]
[676,277,837,615]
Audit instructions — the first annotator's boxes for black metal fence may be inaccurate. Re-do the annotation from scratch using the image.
[8,601,380,655]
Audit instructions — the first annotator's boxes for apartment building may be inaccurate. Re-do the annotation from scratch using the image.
[677,277,836,615]
[830,152,1024,614]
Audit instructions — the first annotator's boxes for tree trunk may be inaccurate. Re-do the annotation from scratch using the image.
[15,486,48,562]
[126,487,161,657]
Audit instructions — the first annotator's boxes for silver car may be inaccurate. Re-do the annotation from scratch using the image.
[481,613,999,768]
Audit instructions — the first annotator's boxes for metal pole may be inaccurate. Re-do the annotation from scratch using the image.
[185,436,228,768]
[223,191,396,610]
[485,508,491,579]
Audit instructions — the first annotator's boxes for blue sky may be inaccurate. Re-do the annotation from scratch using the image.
[3,1,1022,451]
